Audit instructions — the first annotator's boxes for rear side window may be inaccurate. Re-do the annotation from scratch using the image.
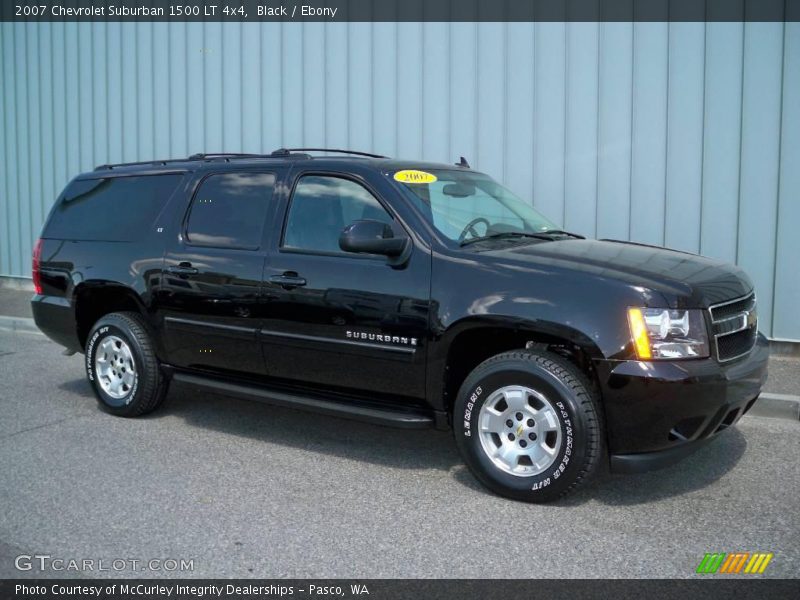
[185,172,276,249]
[44,174,182,241]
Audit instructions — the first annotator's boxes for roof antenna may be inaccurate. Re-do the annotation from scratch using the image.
[456,156,470,168]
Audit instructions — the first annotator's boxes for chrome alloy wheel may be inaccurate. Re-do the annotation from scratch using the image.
[95,335,137,401]
[477,385,562,477]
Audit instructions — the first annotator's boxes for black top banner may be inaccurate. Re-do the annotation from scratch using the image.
[2,0,799,22]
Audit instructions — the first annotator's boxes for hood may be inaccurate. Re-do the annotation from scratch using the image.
[486,238,753,307]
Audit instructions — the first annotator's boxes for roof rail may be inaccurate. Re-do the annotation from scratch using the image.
[188,153,268,160]
[94,158,187,171]
[94,148,385,171]
[272,148,389,159]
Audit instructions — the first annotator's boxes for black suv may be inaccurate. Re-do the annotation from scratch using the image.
[32,149,768,502]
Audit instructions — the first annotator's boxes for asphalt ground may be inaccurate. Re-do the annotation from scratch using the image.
[0,329,798,579]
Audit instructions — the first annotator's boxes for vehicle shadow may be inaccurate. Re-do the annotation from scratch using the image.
[155,381,463,472]
[557,428,748,507]
[60,377,748,502]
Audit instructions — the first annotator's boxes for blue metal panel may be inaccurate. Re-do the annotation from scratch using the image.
[0,23,10,275]
[630,22,668,247]
[395,22,423,159]
[665,23,705,254]
[14,23,31,275]
[505,23,534,209]
[773,22,800,341]
[168,23,188,157]
[203,22,223,150]
[533,22,565,225]
[596,23,633,241]
[737,22,784,335]
[186,23,205,152]
[563,22,599,237]
[323,23,347,149]
[120,22,138,161]
[240,24,261,153]
[700,22,744,264]
[302,22,326,149]
[372,22,397,157]
[260,23,282,147]
[106,22,123,163]
[347,23,371,152]
[476,23,504,180]
[0,21,798,339]
[450,23,478,171]
[422,22,450,162]
[223,22,242,151]
[92,23,109,163]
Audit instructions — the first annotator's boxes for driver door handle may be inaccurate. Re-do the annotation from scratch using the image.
[269,273,307,289]
[166,262,199,275]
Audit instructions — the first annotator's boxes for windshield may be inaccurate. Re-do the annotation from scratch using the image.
[393,169,557,244]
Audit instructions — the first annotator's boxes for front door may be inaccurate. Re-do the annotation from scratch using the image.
[157,169,283,376]
[261,169,431,402]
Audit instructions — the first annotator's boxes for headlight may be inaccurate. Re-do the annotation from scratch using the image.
[627,308,709,360]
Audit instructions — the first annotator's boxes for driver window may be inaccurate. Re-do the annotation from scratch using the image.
[283,175,393,254]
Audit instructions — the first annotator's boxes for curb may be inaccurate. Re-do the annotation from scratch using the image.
[0,276,35,292]
[749,393,800,422]
[0,314,797,421]
[0,315,41,335]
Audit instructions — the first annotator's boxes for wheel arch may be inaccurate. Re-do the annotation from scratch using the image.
[73,282,150,349]
[431,316,605,419]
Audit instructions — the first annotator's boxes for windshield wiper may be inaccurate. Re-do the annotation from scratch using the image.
[460,231,551,247]
[536,229,584,239]
[460,229,585,247]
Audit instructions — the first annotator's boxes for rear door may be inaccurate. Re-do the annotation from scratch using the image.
[260,166,432,402]
[156,167,285,376]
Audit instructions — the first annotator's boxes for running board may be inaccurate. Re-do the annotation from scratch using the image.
[172,372,435,429]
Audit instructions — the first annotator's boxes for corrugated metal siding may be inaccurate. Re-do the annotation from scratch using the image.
[1,21,798,339]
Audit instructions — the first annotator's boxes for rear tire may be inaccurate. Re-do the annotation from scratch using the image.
[454,350,604,502]
[85,312,169,417]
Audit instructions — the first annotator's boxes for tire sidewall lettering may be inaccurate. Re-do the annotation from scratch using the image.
[461,385,482,437]
[550,401,574,486]
[86,323,138,405]
[459,367,582,494]
[85,326,109,382]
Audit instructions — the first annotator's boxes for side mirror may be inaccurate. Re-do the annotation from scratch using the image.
[339,219,409,259]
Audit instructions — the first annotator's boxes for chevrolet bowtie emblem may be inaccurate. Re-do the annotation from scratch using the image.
[516,424,524,437]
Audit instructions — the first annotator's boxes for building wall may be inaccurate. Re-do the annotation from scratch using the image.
[1,21,798,339]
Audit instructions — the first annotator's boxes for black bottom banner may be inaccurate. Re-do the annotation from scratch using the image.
[2,579,799,600]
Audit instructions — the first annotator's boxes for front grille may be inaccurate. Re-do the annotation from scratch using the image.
[717,327,757,360]
[710,293,756,322]
[709,292,758,362]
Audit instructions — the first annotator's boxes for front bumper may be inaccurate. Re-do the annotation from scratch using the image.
[595,332,769,473]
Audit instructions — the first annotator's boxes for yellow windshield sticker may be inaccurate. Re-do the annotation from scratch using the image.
[393,169,437,184]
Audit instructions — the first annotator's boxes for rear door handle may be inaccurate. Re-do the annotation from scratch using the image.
[269,273,307,289]
[167,263,199,275]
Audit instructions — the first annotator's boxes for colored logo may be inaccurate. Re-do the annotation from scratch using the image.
[696,552,773,574]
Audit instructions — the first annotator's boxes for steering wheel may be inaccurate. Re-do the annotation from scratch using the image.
[458,217,491,243]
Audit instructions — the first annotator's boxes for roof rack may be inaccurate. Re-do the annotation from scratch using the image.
[272,148,389,159]
[94,157,188,171]
[187,153,269,160]
[94,148,386,171]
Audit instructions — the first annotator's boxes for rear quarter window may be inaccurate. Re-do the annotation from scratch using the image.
[44,174,183,241]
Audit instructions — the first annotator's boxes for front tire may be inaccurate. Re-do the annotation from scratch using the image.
[85,312,169,417]
[454,350,604,502]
